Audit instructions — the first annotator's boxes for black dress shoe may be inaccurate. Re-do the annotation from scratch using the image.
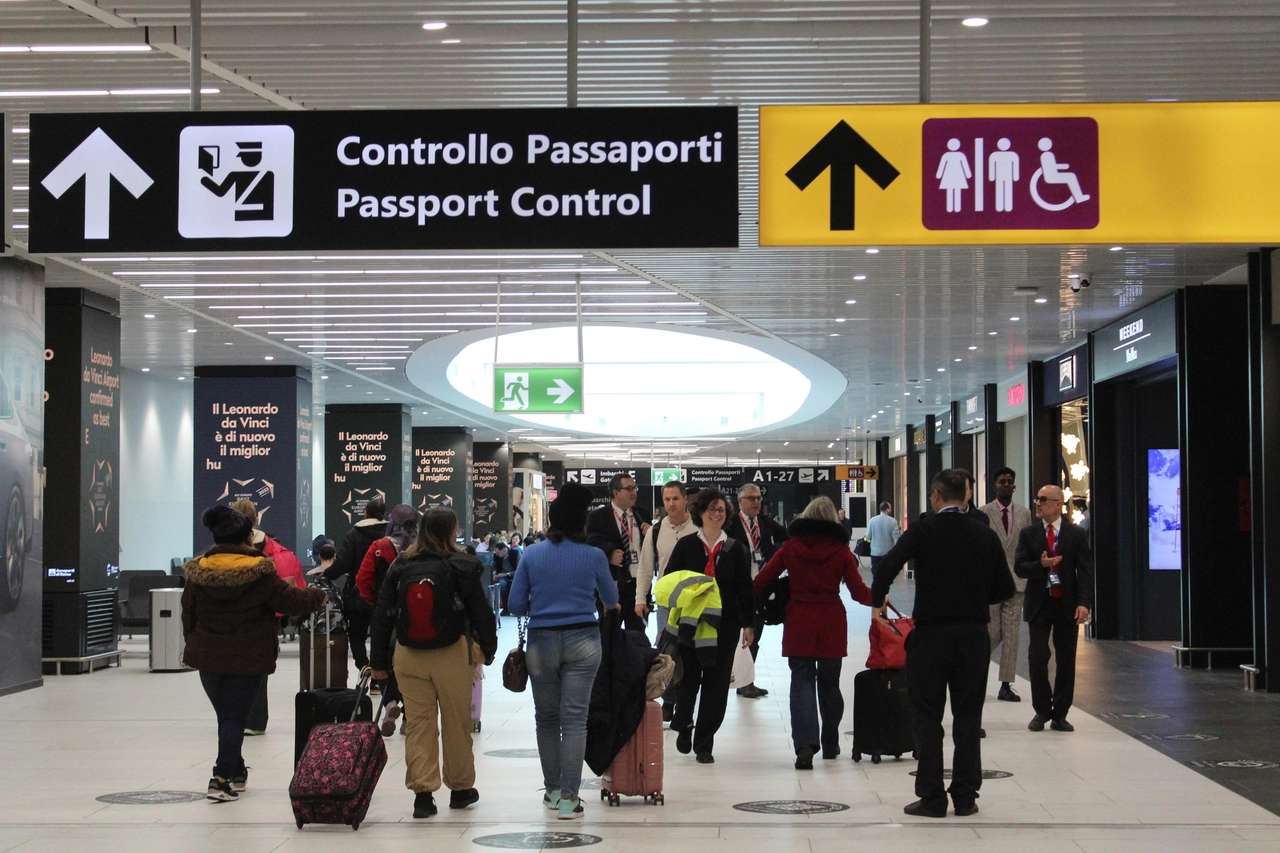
[979,728,986,738]
[662,703,674,723]
[822,746,840,760]
[903,799,948,818]
[696,753,715,764]
[1028,713,1051,732]
[794,745,814,770]
[997,683,1021,702]
[736,683,767,698]
[676,727,692,754]
[413,792,437,819]
[953,802,979,817]
[449,787,479,809]
[1050,718,1075,732]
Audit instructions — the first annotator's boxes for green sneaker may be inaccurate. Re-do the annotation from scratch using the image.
[557,796,584,820]
[543,788,562,810]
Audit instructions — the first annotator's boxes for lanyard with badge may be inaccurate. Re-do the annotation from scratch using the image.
[740,512,764,566]
[1046,523,1063,597]
[615,507,640,567]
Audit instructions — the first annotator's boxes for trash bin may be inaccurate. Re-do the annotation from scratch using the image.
[149,587,189,672]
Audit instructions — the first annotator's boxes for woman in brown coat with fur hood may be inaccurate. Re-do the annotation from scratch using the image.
[183,505,325,802]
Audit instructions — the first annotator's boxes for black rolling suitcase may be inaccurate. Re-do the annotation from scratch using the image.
[295,601,373,765]
[851,668,916,764]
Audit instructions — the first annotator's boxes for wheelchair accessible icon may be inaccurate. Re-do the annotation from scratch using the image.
[1029,137,1092,212]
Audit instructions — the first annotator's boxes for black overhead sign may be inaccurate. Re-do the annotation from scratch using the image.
[27,107,739,253]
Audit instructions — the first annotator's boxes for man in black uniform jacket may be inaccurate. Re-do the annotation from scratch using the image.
[725,483,788,698]
[586,472,651,631]
[1014,484,1094,733]
[872,469,1014,818]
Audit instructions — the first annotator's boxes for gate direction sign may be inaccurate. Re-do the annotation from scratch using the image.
[837,465,879,481]
[28,107,738,252]
[493,365,584,414]
[760,102,1280,245]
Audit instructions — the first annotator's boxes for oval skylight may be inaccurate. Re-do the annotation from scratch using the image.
[406,324,845,438]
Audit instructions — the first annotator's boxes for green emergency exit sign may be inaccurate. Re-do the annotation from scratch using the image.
[652,467,685,485]
[493,365,584,414]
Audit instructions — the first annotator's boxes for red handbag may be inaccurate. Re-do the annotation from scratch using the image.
[866,603,914,670]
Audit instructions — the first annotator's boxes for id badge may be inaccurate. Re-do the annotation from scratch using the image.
[629,548,640,566]
[752,548,764,565]
[1049,570,1061,588]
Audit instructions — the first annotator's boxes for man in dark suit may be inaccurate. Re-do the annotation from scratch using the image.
[725,483,788,698]
[873,469,1014,819]
[586,472,651,631]
[1014,484,1094,733]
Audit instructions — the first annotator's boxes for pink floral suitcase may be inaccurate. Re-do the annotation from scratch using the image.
[290,671,388,830]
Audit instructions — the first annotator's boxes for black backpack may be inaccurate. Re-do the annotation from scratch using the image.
[394,554,468,650]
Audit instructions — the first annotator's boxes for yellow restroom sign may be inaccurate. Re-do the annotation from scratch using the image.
[759,102,1280,246]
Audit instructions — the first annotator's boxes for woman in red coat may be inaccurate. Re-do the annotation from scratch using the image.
[753,496,878,769]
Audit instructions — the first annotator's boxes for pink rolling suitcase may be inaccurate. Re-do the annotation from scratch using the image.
[290,671,388,830]
[601,699,664,806]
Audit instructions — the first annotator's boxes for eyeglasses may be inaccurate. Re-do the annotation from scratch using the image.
[739,495,761,501]
[1034,496,1062,504]
[617,486,638,492]
[704,505,727,515]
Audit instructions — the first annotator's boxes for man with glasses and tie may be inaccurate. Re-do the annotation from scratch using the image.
[980,468,1033,702]
[726,483,788,698]
[1014,485,1094,733]
[586,473,651,631]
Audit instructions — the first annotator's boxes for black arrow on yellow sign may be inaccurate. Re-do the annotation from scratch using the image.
[786,120,900,231]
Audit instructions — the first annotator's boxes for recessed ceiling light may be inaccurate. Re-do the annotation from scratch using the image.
[143,313,155,318]
[1035,297,1048,303]
[879,409,886,413]
[346,384,353,387]
[756,448,762,453]
[1068,273,1080,278]
[904,392,910,396]
[422,21,448,30]
[140,367,150,372]
[224,342,233,346]
[845,299,858,305]
[321,375,329,379]
[783,441,789,446]
[937,367,946,372]
[441,39,461,44]
[186,328,197,333]
[177,376,185,381]
[968,345,978,350]
[827,443,835,448]
[853,274,867,281]
[829,333,840,337]
[988,331,998,336]
[835,318,846,323]
[962,17,989,27]
[865,248,880,254]
[954,358,962,362]
[264,356,274,361]
[1110,246,1123,251]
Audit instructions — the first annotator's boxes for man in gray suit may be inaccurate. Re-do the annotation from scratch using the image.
[980,467,1033,702]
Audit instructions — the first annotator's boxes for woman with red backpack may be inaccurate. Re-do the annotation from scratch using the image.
[369,508,497,820]
[357,503,420,736]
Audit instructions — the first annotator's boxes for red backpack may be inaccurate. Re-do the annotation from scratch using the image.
[262,536,304,588]
[395,554,468,649]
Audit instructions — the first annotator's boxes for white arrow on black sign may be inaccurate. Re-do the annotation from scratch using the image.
[41,127,153,239]
[566,470,580,483]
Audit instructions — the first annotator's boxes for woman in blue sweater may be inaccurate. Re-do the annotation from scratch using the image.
[508,482,619,821]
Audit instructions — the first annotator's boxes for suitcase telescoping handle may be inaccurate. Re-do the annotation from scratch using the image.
[353,667,374,723]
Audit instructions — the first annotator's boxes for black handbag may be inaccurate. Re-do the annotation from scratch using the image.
[757,575,790,626]
[502,618,528,692]
[853,536,871,558]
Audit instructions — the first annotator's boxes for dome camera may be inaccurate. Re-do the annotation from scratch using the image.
[1081,277,1091,288]
[1070,279,1081,293]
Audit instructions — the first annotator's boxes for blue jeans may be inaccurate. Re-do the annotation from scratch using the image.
[527,627,602,801]
[788,657,844,755]
[199,671,263,779]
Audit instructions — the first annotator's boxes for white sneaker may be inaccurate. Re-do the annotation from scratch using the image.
[207,777,238,802]
[557,796,584,820]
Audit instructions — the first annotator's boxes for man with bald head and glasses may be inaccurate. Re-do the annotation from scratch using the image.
[1014,485,1094,733]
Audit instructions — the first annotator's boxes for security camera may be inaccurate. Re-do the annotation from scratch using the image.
[1081,278,1091,288]
[917,398,923,403]
[1070,279,1081,293]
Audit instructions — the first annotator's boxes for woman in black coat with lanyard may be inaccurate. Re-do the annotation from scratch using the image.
[664,487,754,764]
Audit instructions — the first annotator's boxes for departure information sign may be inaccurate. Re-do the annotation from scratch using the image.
[760,102,1280,245]
[28,107,738,252]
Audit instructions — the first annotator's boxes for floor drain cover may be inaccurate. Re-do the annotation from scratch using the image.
[910,769,1013,780]
[1100,712,1170,720]
[473,832,602,848]
[483,749,543,758]
[734,800,850,815]
[96,791,207,805]
[1143,733,1219,742]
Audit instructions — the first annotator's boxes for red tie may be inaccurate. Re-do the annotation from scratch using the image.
[703,541,722,578]
[1002,506,1009,534]
[1047,525,1061,599]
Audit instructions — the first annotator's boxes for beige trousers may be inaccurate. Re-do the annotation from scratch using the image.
[989,591,1025,685]
[393,636,477,794]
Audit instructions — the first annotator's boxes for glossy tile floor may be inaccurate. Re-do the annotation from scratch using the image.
[2,576,1278,852]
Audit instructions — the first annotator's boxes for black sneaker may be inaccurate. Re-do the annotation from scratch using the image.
[413,792,437,819]
[794,745,815,770]
[903,798,947,818]
[954,801,980,817]
[231,767,249,793]
[207,776,238,802]
[449,787,480,809]
[997,683,1021,702]
[676,727,692,754]
[695,752,715,764]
